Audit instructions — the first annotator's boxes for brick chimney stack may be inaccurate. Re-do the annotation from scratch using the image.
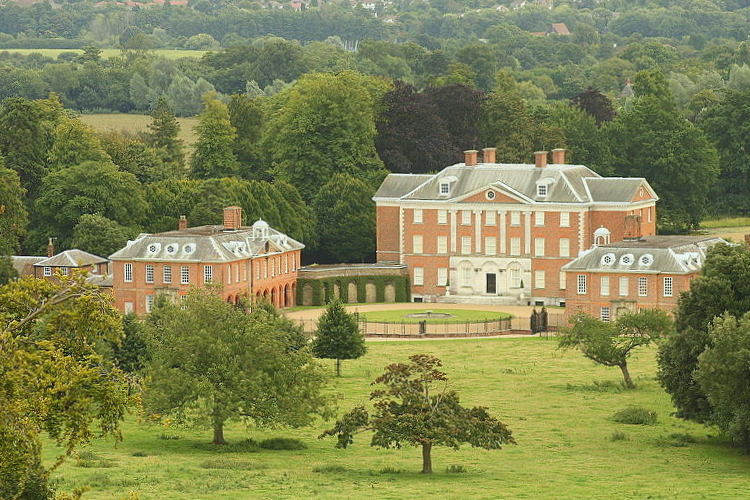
[464,150,478,166]
[623,214,642,241]
[47,237,54,258]
[223,206,242,231]
[482,147,496,164]
[178,215,188,231]
[534,151,548,168]
[551,148,566,165]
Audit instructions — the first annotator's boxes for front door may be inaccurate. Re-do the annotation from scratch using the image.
[486,273,497,294]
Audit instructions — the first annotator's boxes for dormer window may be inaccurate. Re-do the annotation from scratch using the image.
[438,175,457,197]
[535,177,554,198]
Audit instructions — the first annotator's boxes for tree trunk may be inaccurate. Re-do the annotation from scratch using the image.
[619,362,635,390]
[336,358,341,377]
[421,442,433,474]
[212,420,227,445]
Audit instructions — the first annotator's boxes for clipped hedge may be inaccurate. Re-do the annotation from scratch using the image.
[296,275,410,306]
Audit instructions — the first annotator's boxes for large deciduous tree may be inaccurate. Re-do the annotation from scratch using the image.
[320,354,515,473]
[0,164,28,256]
[311,299,366,377]
[695,313,750,449]
[191,93,240,179]
[31,160,146,252]
[311,173,376,263]
[0,274,132,500]
[375,81,456,174]
[142,288,332,445]
[608,70,719,231]
[559,310,673,389]
[658,243,750,422]
[264,71,388,202]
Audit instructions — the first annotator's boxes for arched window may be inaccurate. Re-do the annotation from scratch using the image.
[507,261,523,288]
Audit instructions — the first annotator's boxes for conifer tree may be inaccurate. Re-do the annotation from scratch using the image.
[191,93,240,179]
[147,97,185,168]
[311,299,366,377]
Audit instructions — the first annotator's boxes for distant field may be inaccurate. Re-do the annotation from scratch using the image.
[79,113,199,147]
[0,48,209,60]
[46,338,750,500]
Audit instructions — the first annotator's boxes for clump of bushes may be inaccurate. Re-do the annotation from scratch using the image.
[313,465,348,473]
[259,437,307,450]
[608,430,630,442]
[446,464,467,473]
[379,467,404,474]
[612,406,658,425]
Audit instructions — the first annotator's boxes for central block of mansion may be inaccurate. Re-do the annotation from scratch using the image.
[373,148,658,306]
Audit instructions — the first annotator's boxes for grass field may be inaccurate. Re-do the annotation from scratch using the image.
[45,338,750,500]
[358,309,512,323]
[79,114,199,148]
[0,48,208,60]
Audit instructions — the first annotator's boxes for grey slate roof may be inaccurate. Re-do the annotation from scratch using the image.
[11,256,45,276]
[374,162,657,205]
[562,236,728,274]
[34,249,108,268]
[109,220,304,262]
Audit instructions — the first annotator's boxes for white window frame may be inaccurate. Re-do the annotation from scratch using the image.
[534,237,545,257]
[204,265,213,283]
[181,265,189,285]
[163,265,172,284]
[577,274,587,294]
[601,307,611,323]
[439,182,450,195]
[437,267,448,286]
[601,276,610,297]
[560,212,570,227]
[462,210,471,225]
[486,211,496,226]
[510,211,521,226]
[508,263,522,288]
[664,277,673,297]
[413,235,423,254]
[124,263,133,283]
[43,266,52,277]
[619,276,628,297]
[414,267,424,286]
[437,210,447,225]
[510,237,521,256]
[145,294,154,314]
[485,237,496,256]
[559,271,566,290]
[461,266,472,287]
[413,208,423,224]
[461,236,471,255]
[534,270,545,289]
[559,238,570,258]
[537,184,547,197]
[535,211,545,226]
[145,264,154,284]
[437,235,448,255]
[639,277,648,297]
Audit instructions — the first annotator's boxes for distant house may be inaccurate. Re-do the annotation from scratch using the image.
[109,207,304,315]
[563,236,728,320]
[548,23,571,35]
[11,247,111,289]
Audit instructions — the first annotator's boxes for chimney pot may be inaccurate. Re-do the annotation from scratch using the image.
[534,151,548,168]
[178,215,188,231]
[223,206,242,231]
[482,147,496,164]
[464,150,478,167]
[552,148,566,165]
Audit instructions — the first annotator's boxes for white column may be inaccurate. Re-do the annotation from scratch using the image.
[500,210,507,255]
[450,210,457,253]
[399,206,405,264]
[474,210,482,253]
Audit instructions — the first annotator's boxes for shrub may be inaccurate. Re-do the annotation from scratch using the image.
[612,406,658,425]
[259,437,308,450]
[446,464,467,473]
[608,430,630,442]
[379,467,404,474]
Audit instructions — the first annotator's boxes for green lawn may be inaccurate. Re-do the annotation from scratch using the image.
[47,338,750,500]
[358,308,511,324]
